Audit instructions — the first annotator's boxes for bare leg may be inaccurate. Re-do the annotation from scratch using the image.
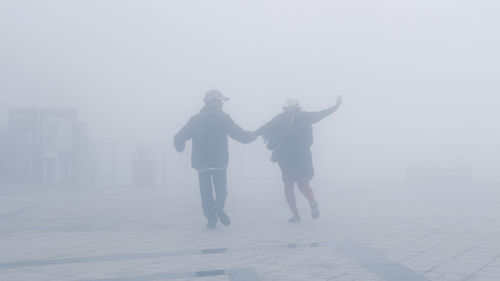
[297,179,319,219]
[297,179,316,202]
[284,181,299,217]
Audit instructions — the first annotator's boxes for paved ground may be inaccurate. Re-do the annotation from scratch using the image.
[1,179,499,281]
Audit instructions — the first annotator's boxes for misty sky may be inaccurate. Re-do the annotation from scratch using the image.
[1,0,499,147]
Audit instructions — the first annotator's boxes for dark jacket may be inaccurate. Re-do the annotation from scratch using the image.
[255,105,339,154]
[255,105,339,181]
[174,103,255,170]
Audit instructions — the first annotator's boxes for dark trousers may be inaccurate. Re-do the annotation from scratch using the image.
[198,169,227,221]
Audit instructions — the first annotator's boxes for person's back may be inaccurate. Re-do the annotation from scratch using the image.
[255,96,343,223]
[174,90,255,229]
[189,104,233,171]
[257,107,332,154]
[280,110,315,152]
[175,101,254,171]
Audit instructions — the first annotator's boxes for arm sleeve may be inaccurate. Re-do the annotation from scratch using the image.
[304,105,339,124]
[254,122,270,137]
[173,117,194,152]
[226,116,256,144]
[255,115,279,137]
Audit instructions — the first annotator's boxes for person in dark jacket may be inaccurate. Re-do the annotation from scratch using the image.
[174,89,256,229]
[255,96,343,223]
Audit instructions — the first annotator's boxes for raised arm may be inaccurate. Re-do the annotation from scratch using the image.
[305,95,343,124]
[173,117,195,152]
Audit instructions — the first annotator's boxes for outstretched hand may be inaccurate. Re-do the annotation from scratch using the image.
[335,95,343,108]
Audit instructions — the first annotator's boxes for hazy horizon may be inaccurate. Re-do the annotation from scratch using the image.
[1,1,499,182]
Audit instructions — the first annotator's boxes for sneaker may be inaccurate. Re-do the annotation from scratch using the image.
[310,201,320,219]
[214,208,231,226]
[206,217,217,229]
[288,215,301,224]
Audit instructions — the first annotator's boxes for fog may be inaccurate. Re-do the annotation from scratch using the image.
[1,0,499,184]
[2,1,500,280]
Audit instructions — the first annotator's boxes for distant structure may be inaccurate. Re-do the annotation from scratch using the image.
[6,108,90,185]
[0,128,6,182]
[132,148,156,185]
[89,142,168,187]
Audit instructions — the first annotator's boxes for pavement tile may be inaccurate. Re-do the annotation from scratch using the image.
[1,181,499,281]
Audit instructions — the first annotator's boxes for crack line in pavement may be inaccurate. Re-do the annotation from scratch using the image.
[82,267,260,281]
[0,240,430,281]
[0,242,316,269]
[0,206,36,221]
[328,240,431,281]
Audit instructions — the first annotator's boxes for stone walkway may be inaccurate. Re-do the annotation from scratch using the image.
[0,179,499,280]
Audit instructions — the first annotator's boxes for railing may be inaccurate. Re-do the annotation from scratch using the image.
[87,142,500,186]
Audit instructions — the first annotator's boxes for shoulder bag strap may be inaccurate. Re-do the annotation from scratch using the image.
[275,115,295,151]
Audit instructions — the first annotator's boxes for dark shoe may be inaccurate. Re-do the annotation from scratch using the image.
[206,217,217,229]
[310,201,320,219]
[214,208,231,226]
[288,215,301,224]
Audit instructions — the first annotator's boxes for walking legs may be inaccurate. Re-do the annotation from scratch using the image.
[284,181,299,218]
[198,169,230,228]
[284,179,320,221]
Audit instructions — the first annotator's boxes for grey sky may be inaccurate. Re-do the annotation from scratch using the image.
[1,0,499,147]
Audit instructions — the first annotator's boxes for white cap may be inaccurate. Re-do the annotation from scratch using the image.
[283,97,300,109]
[203,89,229,103]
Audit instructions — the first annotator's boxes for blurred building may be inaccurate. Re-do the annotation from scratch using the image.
[6,108,90,185]
[0,128,6,182]
[89,143,169,187]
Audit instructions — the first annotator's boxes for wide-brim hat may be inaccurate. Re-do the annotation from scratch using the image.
[283,97,300,109]
[204,89,229,103]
